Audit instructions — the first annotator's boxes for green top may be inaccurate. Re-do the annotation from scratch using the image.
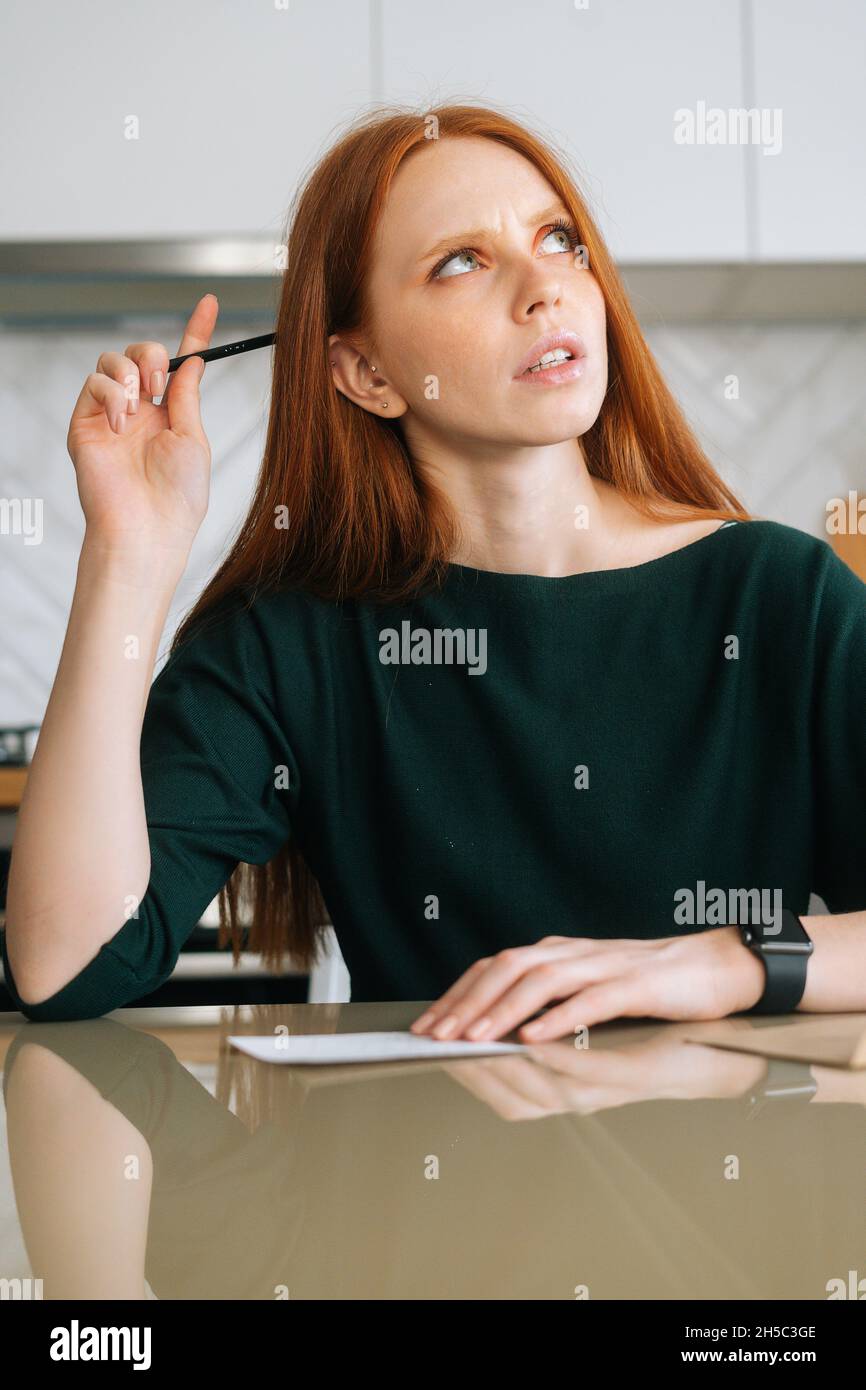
[4,518,866,1021]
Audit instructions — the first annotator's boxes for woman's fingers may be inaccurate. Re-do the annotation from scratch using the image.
[116,343,170,402]
[412,941,582,1038]
[70,372,133,437]
[164,353,207,442]
[521,979,639,1038]
[160,294,219,410]
[461,956,604,1041]
[119,295,218,409]
[94,352,141,416]
[175,292,218,357]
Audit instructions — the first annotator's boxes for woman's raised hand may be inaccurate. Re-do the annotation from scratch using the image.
[66,294,219,558]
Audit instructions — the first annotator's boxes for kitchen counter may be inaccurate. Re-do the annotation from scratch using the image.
[1,1002,864,1300]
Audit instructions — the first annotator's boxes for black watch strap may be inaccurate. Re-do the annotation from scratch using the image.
[740,908,813,1015]
[745,948,808,1014]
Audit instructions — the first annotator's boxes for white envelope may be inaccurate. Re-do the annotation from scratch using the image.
[227,1030,529,1065]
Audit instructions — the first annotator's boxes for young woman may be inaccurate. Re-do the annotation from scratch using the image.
[4,104,866,1038]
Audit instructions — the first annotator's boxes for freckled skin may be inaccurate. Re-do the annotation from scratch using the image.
[327,135,620,575]
[355,135,608,455]
[328,135,717,574]
[328,138,722,572]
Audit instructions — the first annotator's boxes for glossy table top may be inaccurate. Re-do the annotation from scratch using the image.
[1,1001,864,1300]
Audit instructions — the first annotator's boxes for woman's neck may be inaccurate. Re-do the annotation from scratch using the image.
[422,437,637,577]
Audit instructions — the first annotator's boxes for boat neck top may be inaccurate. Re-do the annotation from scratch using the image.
[4,516,865,1021]
[445,517,741,590]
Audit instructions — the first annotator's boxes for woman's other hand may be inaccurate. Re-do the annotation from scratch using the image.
[410,928,767,1043]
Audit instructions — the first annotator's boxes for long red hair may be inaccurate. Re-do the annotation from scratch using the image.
[169,102,752,976]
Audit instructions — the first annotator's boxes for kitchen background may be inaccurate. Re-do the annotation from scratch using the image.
[1,0,864,1009]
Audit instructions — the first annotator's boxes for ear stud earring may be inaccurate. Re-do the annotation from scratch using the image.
[370,364,387,407]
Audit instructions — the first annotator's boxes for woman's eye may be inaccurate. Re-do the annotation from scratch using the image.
[539,225,577,255]
[435,250,480,279]
[431,223,579,280]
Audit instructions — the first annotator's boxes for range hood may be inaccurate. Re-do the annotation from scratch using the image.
[2,240,866,326]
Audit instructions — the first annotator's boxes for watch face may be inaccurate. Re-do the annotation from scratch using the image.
[746,908,813,954]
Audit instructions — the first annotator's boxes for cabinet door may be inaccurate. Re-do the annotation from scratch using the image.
[382,0,748,261]
[753,0,866,259]
[0,0,371,238]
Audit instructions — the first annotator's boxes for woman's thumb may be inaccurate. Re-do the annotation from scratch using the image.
[186,353,206,386]
[166,354,206,437]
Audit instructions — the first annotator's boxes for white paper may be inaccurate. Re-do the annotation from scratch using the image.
[227,1030,529,1065]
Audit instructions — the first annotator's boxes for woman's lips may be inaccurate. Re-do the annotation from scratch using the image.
[513,353,586,386]
[512,330,588,385]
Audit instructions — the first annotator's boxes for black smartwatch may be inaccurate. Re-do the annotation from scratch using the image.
[739,906,813,1015]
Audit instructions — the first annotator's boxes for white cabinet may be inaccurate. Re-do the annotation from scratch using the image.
[4,0,862,261]
[0,0,371,238]
[752,0,866,259]
[381,0,748,262]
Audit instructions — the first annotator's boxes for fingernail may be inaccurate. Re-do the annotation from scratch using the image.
[466,1016,492,1039]
[412,1013,435,1032]
[434,1014,458,1039]
[151,370,165,395]
[522,1021,543,1036]
[115,413,126,433]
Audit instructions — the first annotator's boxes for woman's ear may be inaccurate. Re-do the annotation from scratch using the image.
[327,333,405,418]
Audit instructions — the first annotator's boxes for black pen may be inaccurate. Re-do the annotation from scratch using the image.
[167,331,276,374]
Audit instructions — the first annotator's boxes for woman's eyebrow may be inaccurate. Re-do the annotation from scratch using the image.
[417,203,571,265]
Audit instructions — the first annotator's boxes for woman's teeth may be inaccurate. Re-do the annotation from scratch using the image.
[527,348,574,373]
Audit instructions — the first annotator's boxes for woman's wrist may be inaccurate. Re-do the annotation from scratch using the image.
[796,912,866,1012]
[80,528,190,593]
[718,925,767,1013]
[719,911,866,1015]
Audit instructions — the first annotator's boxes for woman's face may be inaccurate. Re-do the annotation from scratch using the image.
[340,134,609,454]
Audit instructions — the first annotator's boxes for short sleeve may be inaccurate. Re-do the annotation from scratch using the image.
[2,596,296,1021]
[811,545,866,912]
